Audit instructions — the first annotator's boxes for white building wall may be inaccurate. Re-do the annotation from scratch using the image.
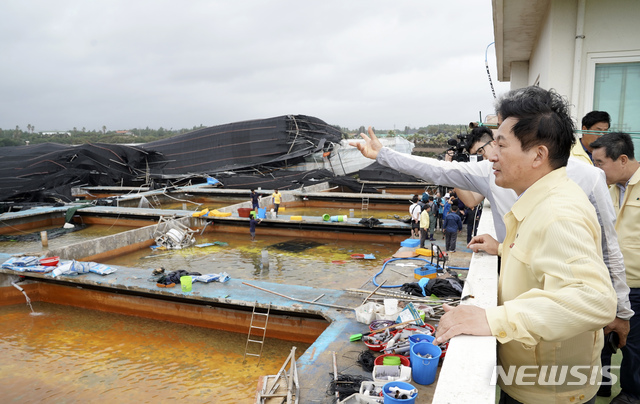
[578,0,640,120]
[509,0,640,122]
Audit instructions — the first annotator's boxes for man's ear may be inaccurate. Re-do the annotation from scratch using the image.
[619,154,629,165]
[531,145,549,168]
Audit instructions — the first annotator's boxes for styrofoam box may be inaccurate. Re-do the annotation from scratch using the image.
[372,365,412,383]
[338,393,383,404]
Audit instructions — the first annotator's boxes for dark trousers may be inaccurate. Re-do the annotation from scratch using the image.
[602,287,640,399]
[428,214,436,236]
[499,390,595,404]
[419,228,429,248]
[444,230,456,251]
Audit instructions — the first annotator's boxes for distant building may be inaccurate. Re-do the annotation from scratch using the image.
[40,131,71,136]
[492,0,640,148]
[115,130,135,136]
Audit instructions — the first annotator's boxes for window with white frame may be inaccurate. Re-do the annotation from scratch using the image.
[586,53,640,159]
[594,62,640,133]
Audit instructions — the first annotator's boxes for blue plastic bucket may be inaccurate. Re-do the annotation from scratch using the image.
[382,380,418,403]
[330,215,347,222]
[258,208,267,219]
[409,334,435,350]
[410,342,441,385]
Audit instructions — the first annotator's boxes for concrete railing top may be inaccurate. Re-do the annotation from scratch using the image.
[432,200,499,403]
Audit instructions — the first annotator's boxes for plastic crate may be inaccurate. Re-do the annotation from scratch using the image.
[400,239,420,248]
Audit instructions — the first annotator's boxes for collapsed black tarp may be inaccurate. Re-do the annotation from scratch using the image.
[0,142,162,203]
[0,115,342,202]
[142,115,342,175]
[214,169,335,190]
[357,161,424,183]
[328,176,378,193]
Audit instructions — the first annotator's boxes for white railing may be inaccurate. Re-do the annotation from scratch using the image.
[432,200,499,403]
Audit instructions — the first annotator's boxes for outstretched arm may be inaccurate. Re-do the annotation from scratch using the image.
[348,126,383,160]
[455,189,484,208]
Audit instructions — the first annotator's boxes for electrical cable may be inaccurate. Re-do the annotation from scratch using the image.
[485,42,496,99]
[372,257,432,288]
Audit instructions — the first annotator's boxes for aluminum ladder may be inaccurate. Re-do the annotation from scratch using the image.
[150,194,161,208]
[361,197,369,217]
[243,301,271,365]
[256,346,299,403]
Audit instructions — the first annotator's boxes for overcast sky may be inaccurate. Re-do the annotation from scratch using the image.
[0,0,510,132]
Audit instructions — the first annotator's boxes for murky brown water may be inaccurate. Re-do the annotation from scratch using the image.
[0,302,309,403]
[0,224,138,255]
[101,232,400,289]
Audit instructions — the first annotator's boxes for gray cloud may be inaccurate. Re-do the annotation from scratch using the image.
[0,0,510,132]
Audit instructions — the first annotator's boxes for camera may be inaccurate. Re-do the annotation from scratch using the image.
[446,134,473,162]
[446,133,485,163]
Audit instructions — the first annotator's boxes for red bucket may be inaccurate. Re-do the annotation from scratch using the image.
[237,208,252,218]
[374,354,410,367]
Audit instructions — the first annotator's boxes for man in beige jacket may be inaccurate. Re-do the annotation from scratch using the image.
[435,87,617,404]
[591,132,640,404]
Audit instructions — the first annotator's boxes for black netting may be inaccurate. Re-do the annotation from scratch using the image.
[142,115,342,175]
[0,115,342,202]
[357,161,423,183]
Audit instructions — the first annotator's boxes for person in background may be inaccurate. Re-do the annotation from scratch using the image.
[570,110,611,165]
[442,195,452,220]
[249,212,262,241]
[427,196,437,241]
[420,187,430,203]
[442,204,462,252]
[435,192,444,230]
[271,188,281,217]
[409,194,421,238]
[590,132,640,403]
[439,86,616,403]
[466,203,482,244]
[250,189,261,212]
[419,203,431,248]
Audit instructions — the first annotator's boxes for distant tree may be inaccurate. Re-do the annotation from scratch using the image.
[102,125,106,135]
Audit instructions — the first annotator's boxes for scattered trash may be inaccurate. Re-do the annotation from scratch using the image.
[151,267,165,276]
[152,217,196,250]
[50,260,117,277]
[192,273,230,283]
